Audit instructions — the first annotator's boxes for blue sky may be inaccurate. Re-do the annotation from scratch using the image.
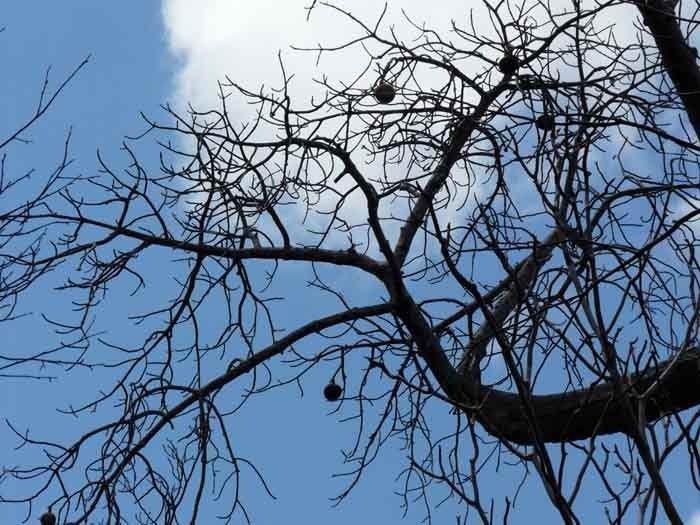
[2,1,700,524]
[0,3,464,523]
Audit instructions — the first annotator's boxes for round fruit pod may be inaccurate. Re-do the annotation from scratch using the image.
[498,54,519,75]
[373,81,396,104]
[40,510,57,525]
[535,114,555,131]
[323,382,342,401]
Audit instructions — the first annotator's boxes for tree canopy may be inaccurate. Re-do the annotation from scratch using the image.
[3,0,700,523]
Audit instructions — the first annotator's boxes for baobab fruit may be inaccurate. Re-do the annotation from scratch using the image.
[535,114,555,131]
[323,381,342,401]
[373,81,396,104]
[40,509,56,525]
[498,54,519,75]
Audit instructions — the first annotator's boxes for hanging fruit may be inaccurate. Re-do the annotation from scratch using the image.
[40,509,56,525]
[323,381,342,402]
[498,54,519,75]
[373,81,396,104]
[535,114,555,131]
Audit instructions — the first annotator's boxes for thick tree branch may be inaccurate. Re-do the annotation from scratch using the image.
[636,0,700,138]
[455,229,565,379]
[16,213,389,279]
[475,346,700,444]
[393,86,507,267]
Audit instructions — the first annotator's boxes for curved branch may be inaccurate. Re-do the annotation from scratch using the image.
[18,213,389,279]
[475,346,700,444]
[68,301,394,523]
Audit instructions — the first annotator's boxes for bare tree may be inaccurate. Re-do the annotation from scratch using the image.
[2,0,700,523]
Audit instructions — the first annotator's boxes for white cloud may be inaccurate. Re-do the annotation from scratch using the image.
[161,0,479,113]
[158,0,650,251]
[161,0,641,108]
[160,1,496,247]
